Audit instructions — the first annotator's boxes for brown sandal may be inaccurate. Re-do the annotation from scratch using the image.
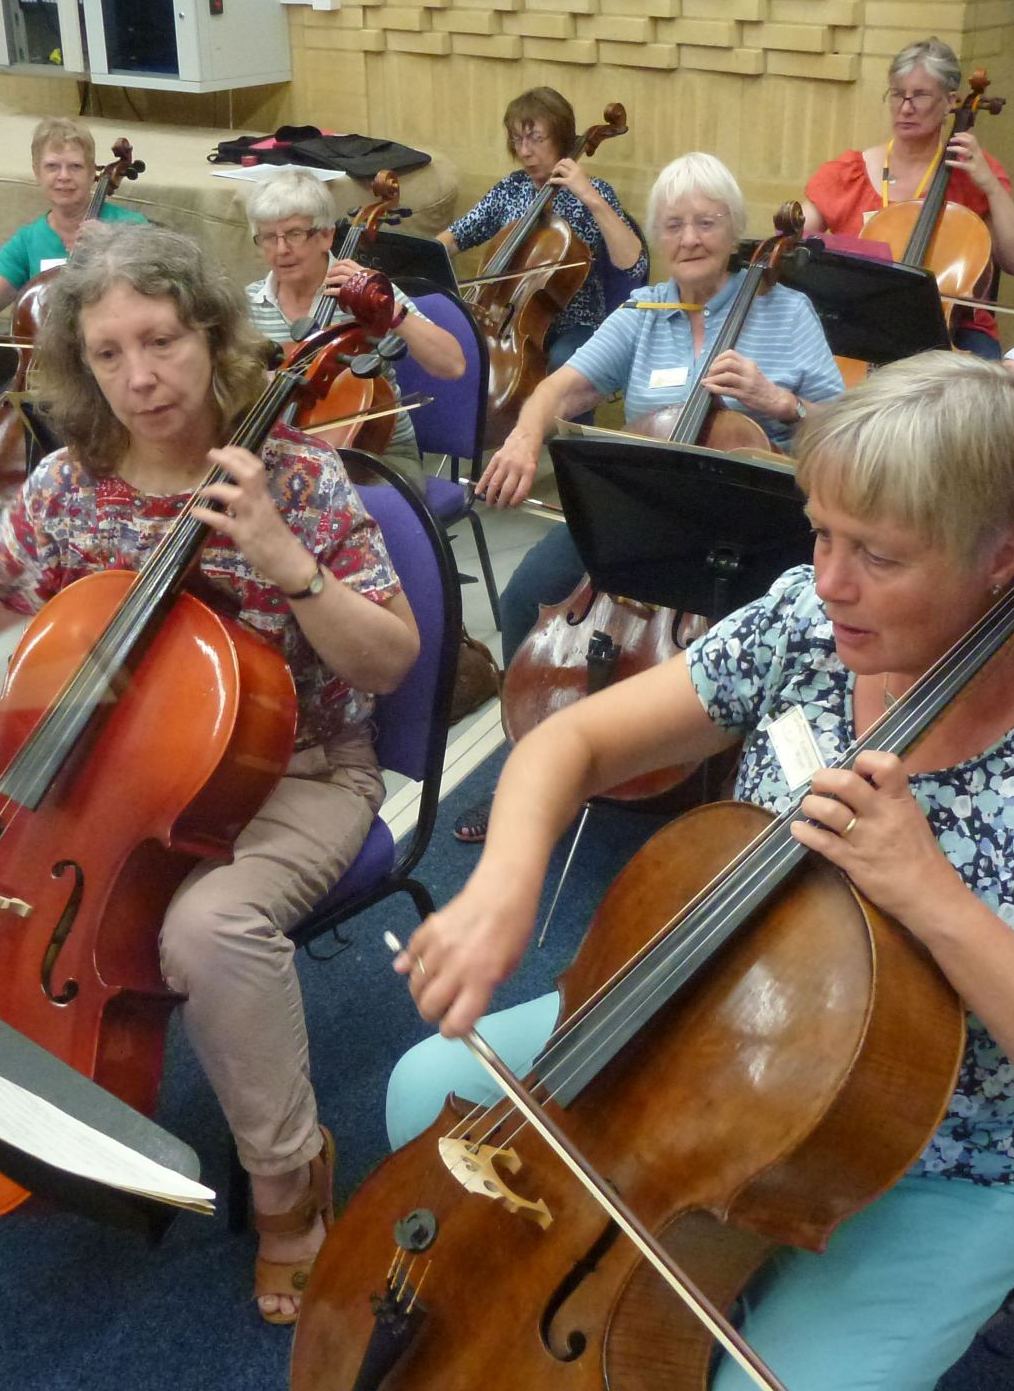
[253,1125,336,1326]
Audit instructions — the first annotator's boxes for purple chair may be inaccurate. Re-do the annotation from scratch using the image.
[390,280,501,630]
[290,451,461,949]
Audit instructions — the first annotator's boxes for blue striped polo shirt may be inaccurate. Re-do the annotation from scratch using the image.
[567,271,844,449]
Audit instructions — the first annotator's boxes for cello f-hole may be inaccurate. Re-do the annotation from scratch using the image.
[41,858,84,1004]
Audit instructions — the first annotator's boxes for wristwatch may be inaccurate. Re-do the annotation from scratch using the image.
[792,396,807,422]
[282,561,326,601]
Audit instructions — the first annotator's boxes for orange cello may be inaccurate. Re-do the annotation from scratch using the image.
[465,103,629,449]
[0,138,146,490]
[286,588,1014,1391]
[288,171,409,455]
[861,69,1005,337]
[500,205,806,805]
[0,325,363,1218]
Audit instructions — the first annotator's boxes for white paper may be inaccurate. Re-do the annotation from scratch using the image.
[210,162,346,184]
[0,1075,215,1212]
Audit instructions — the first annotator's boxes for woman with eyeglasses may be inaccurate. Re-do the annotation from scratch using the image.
[801,36,1014,358]
[0,117,147,312]
[436,87,647,371]
[245,168,464,494]
[450,153,842,844]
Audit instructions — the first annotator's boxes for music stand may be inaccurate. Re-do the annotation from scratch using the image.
[736,238,950,363]
[340,227,459,294]
[0,1021,205,1240]
[547,431,812,619]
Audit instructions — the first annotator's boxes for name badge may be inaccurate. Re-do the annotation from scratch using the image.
[767,705,826,791]
[39,257,67,272]
[649,367,688,389]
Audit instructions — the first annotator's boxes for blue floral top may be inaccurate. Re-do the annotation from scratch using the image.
[687,566,1014,1186]
[449,170,647,334]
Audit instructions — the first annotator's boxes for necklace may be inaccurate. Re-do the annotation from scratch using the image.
[880,138,943,209]
[883,673,899,710]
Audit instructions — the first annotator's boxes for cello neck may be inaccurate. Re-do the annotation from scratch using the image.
[667,263,767,444]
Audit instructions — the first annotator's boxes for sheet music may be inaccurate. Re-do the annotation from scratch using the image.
[0,1076,215,1214]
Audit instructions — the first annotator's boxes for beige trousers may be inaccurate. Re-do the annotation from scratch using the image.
[158,726,384,1177]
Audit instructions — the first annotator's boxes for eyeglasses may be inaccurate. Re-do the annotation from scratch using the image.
[252,227,320,249]
[884,88,943,112]
[660,213,729,238]
[510,130,550,151]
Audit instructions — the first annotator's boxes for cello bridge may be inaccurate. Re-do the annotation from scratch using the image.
[438,1136,553,1229]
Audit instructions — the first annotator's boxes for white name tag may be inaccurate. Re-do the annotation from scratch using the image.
[767,705,826,791]
[39,257,67,272]
[649,366,688,389]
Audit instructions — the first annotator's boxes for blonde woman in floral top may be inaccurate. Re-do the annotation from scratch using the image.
[386,352,1014,1390]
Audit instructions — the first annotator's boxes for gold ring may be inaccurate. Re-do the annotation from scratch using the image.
[842,814,858,837]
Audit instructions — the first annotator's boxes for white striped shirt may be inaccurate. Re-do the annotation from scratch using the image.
[568,272,843,449]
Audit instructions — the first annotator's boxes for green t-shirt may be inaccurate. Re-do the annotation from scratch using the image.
[0,205,148,290]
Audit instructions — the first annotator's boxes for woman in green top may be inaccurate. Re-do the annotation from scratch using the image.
[0,117,147,311]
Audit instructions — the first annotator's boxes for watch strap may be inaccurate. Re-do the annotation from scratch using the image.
[281,561,325,600]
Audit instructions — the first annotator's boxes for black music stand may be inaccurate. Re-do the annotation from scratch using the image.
[339,227,459,294]
[547,431,812,619]
[736,238,951,363]
[0,1021,206,1240]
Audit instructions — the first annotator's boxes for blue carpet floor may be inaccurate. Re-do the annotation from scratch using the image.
[0,747,1011,1390]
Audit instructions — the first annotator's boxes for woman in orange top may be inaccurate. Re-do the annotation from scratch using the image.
[801,37,1014,358]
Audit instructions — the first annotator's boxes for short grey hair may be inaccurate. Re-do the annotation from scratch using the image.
[794,352,1014,568]
[645,152,746,243]
[245,168,335,234]
[889,37,961,94]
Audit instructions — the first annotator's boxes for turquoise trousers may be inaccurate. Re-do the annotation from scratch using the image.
[386,989,1014,1391]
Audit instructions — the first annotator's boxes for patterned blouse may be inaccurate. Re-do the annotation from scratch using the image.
[0,429,402,750]
[687,566,1014,1186]
[449,170,648,334]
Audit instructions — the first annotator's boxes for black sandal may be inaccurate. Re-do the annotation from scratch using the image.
[452,801,490,844]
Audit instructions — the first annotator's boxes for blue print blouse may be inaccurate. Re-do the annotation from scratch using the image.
[687,566,1014,1186]
[448,170,647,335]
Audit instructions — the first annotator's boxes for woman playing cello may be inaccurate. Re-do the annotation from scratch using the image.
[389,350,1014,1389]
[451,153,842,843]
[245,168,464,494]
[802,36,1014,358]
[0,117,147,311]
[436,87,646,371]
[0,222,419,1325]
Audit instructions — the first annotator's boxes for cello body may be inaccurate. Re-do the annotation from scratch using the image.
[0,571,297,1214]
[860,199,994,331]
[292,801,963,1391]
[471,211,592,449]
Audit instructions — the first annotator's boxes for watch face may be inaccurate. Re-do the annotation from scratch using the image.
[308,567,325,595]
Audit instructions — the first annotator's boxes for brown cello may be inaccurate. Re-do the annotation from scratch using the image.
[501,205,806,804]
[287,584,1014,1391]
[0,326,362,1218]
[465,104,629,449]
[861,69,1005,336]
[289,172,407,455]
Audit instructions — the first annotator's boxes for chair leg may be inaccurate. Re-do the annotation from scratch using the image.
[227,1140,250,1233]
[537,802,592,947]
[465,509,502,630]
[402,879,436,922]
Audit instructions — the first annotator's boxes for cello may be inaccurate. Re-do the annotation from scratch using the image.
[501,206,807,804]
[860,69,1005,336]
[288,171,409,455]
[287,582,1014,1391]
[0,324,361,1218]
[0,138,146,488]
[465,103,629,449]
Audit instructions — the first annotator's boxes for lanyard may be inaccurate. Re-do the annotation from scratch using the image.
[880,138,943,209]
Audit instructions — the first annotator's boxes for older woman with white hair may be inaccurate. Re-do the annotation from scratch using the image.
[386,351,1014,1389]
[802,35,1014,358]
[450,152,842,843]
[245,167,464,492]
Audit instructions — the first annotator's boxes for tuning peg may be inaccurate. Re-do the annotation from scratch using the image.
[350,352,383,379]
